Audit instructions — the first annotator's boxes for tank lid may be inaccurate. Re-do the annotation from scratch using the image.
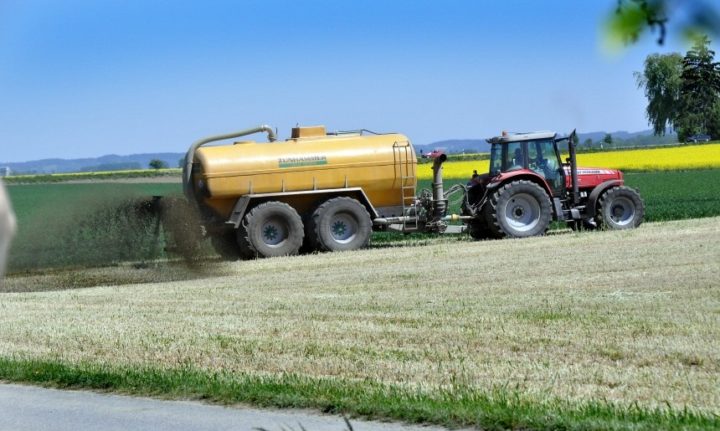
[291,125,326,139]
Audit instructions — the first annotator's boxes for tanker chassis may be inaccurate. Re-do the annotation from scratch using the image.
[181,125,644,259]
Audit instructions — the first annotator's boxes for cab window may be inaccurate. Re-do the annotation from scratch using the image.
[490,142,525,175]
[528,139,563,192]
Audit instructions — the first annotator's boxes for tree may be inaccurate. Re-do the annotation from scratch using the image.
[608,0,719,46]
[634,53,683,135]
[676,35,720,140]
[582,138,594,150]
[603,133,614,149]
[148,159,168,170]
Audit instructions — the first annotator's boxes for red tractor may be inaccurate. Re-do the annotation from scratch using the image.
[461,130,644,238]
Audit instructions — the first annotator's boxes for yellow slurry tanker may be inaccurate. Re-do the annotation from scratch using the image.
[182,124,447,259]
[181,124,643,259]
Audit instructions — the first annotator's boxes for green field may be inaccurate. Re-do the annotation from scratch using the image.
[5,170,720,272]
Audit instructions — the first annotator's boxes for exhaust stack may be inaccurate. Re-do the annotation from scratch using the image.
[431,152,448,219]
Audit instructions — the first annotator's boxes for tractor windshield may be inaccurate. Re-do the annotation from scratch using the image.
[489,142,524,176]
[528,139,564,193]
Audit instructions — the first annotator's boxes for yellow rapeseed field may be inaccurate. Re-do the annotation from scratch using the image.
[420,143,720,180]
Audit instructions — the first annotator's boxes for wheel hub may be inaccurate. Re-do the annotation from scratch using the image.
[609,197,635,226]
[330,213,357,243]
[261,219,288,246]
[504,193,541,232]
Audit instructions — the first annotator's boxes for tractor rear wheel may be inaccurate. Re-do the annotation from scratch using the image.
[597,186,644,230]
[484,180,552,238]
[240,201,304,258]
[308,197,372,252]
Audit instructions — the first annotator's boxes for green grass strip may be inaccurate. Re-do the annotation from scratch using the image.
[0,358,716,430]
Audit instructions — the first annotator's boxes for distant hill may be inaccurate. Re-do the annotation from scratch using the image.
[1,153,184,175]
[1,129,680,174]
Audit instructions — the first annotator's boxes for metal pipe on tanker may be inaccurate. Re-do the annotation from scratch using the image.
[182,125,277,200]
[431,153,448,219]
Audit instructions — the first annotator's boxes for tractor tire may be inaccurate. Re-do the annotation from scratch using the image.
[210,232,241,260]
[596,186,644,230]
[240,201,304,258]
[467,219,491,240]
[307,197,372,252]
[483,180,552,238]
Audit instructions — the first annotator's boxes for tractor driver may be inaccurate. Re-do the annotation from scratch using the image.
[531,154,559,180]
[509,147,524,170]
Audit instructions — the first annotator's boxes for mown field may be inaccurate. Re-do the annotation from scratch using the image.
[1,217,719,430]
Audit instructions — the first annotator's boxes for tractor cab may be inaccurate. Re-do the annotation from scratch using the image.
[487,131,565,196]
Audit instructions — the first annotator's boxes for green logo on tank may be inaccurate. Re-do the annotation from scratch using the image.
[278,155,328,168]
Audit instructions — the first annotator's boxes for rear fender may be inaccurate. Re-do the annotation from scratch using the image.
[586,180,624,216]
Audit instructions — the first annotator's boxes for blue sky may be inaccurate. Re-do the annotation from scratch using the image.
[0,0,715,163]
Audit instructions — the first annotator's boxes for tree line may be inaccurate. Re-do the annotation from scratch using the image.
[636,35,720,141]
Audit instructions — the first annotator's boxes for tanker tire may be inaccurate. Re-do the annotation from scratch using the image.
[210,232,241,260]
[235,223,256,259]
[241,201,304,258]
[596,186,644,230]
[309,197,372,252]
[483,180,552,239]
[467,219,491,240]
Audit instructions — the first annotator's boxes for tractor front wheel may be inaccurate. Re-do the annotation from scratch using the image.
[484,180,552,238]
[597,186,644,230]
[240,201,304,258]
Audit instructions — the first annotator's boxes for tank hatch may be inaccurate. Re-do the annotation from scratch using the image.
[291,125,326,139]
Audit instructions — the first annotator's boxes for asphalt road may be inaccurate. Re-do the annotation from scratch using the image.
[0,383,451,431]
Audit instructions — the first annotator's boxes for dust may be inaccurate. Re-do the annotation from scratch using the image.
[7,190,212,274]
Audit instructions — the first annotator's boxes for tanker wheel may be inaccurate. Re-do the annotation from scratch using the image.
[241,201,304,258]
[597,186,644,230]
[467,219,491,240]
[308,197,372,252]
[484,180,552,238]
